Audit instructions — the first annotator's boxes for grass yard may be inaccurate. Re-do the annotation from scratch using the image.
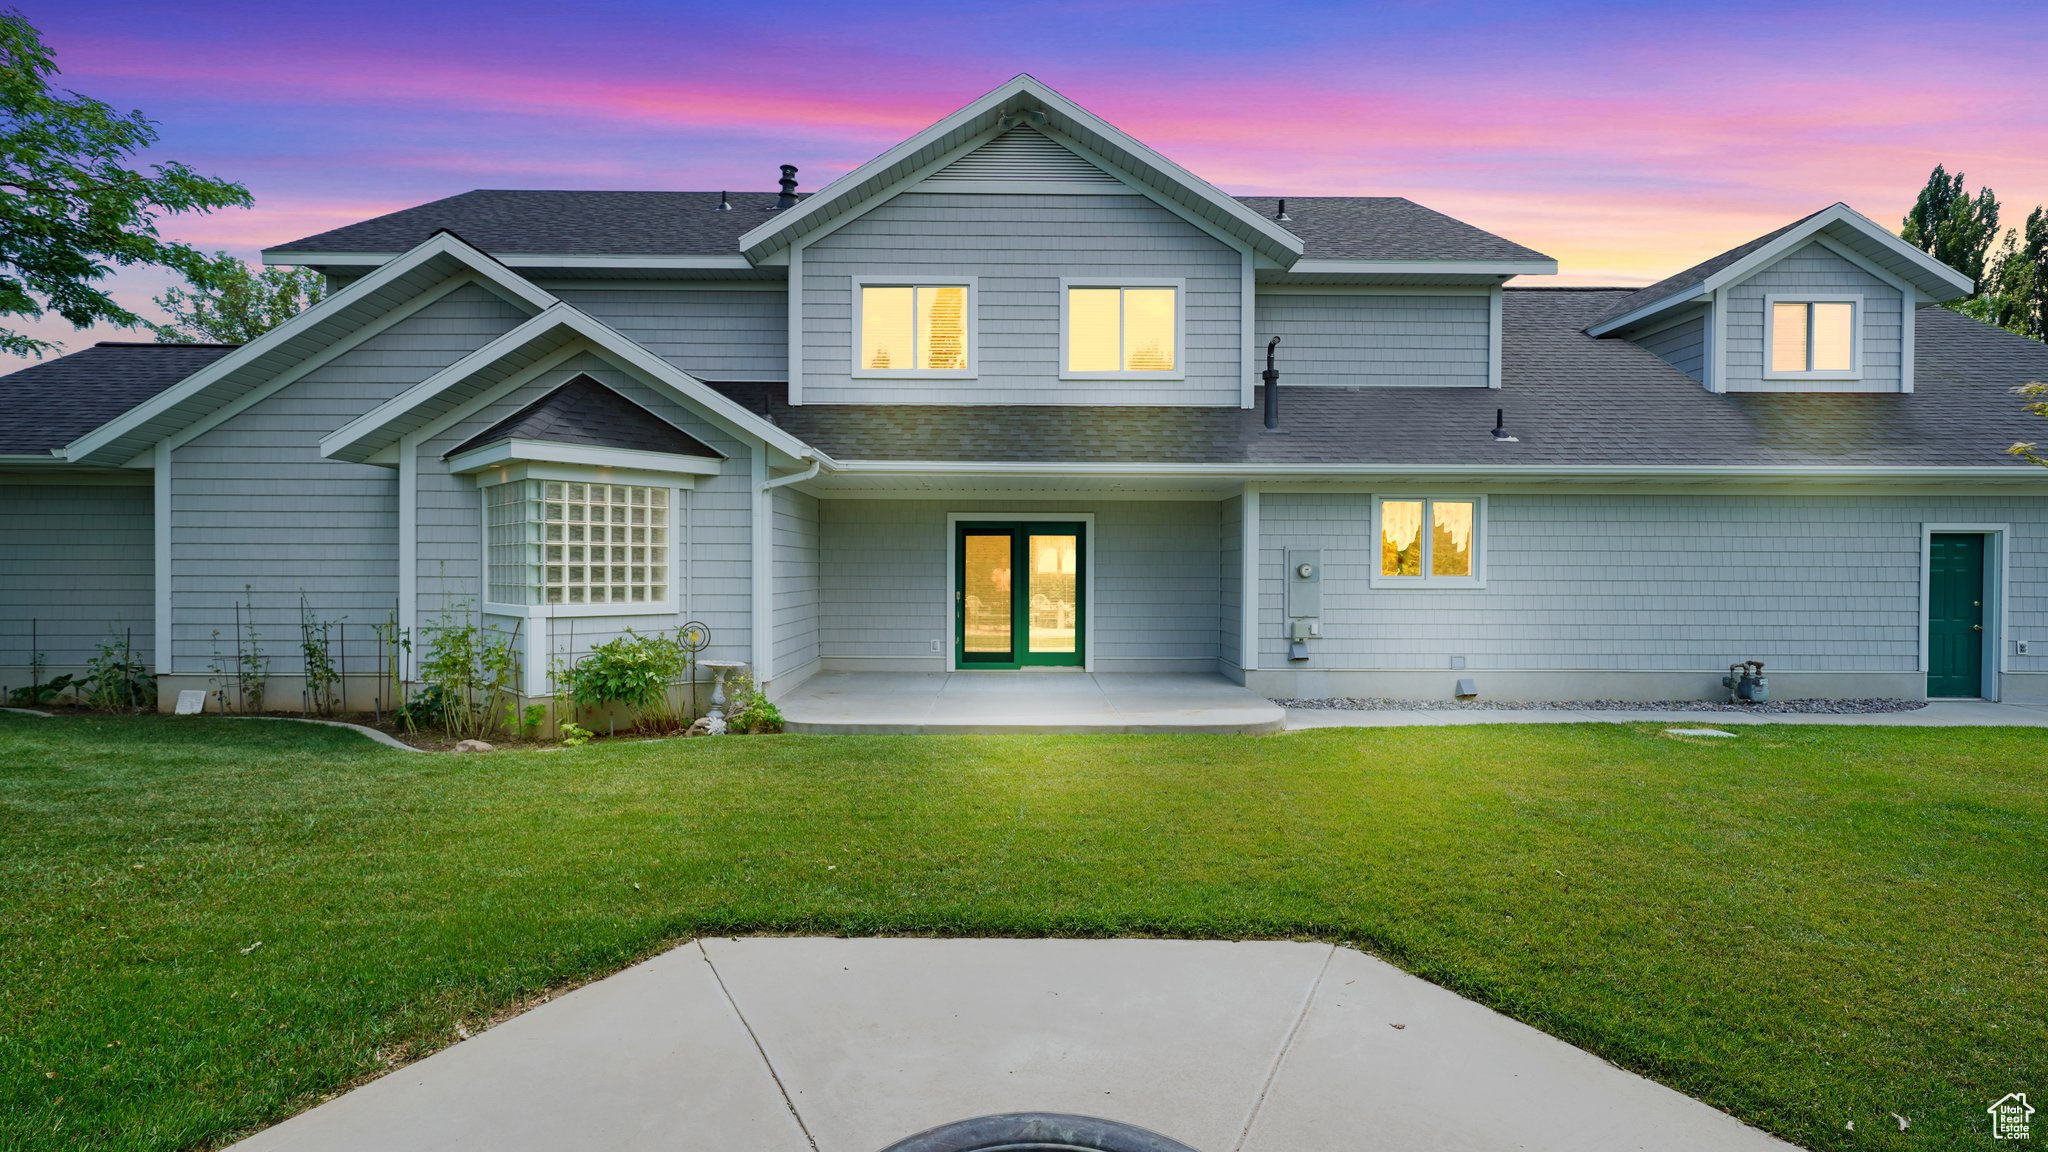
[1,714,2043,1151]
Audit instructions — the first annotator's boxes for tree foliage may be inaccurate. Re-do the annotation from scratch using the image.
[147,251,325,344]
[1901,164,2001,284]
[0,9,250,356]
[1976,207,2047,342]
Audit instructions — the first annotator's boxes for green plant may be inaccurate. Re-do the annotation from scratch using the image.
[519,703,546,740]
[558,721,592,747]
[297,594,339,716]
[7,672,78,706]
[723,670,784,735]
[83,629,153,712]
[564,629,688,733]
[226,585,268,713]
[412,603,520,741]
[394,683,446,733]
[371,610,410,724]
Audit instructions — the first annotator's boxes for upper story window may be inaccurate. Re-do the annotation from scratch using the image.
[484,479,675,613]
[1372,496,1484,588]
[1767,295,1860,378]
[1062,280,1181,378]
[856,281,973,376]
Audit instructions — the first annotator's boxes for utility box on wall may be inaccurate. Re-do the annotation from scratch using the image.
[1286,549,1322,619]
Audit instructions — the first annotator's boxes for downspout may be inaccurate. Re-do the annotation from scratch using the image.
[762,455,822,490]
[752,454,822,692]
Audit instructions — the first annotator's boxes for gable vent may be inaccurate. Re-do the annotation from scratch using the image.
[924,126,1120,184]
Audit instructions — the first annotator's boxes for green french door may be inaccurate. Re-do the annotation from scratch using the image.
[1928,533,1986,698]
[955,522,1085,668]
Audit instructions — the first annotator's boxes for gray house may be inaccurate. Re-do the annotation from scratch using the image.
[5,74,2046,717]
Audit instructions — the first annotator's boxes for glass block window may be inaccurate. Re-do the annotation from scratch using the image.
[483,479,671,608]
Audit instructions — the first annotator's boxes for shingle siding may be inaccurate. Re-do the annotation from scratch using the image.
[1219,494,1243,672]
[773,485,821,679]
[1256,491,2048,676]
[1255,292,1491,387]
[1723,242,1905,392]
[550,286,787,381]
[818,499,1225,670]
[802,191,1243,405]
[1633,309,1707,382]
[0,481,155,675]
[168,281,530,671]
[416,352,756,672]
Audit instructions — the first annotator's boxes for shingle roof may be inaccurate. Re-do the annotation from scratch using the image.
[447,374,724,460]
[268,189,1547,265]
[1586,208,1830,329]
[0,342,238,455]
[268,190,808,258]
[1232,196,1549,263]
[709,291,2048,469]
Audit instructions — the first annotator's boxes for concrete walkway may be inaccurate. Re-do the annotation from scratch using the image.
[781,671,1285,734]
[226,938,1790,1152]
[1284,698,2048,730]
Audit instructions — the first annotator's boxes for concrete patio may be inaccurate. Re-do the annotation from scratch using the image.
[777,671,1286,734]
[224,938,1792,1152]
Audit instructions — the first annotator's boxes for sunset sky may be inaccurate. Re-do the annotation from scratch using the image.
[25,0,2048,353]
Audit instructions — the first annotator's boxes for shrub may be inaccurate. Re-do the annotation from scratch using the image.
[723,671,784,735]
[84,630,153,712]
[565,629,689,733]
[411,604,520,741]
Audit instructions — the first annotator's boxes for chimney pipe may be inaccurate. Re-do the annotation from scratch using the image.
[715,190,731,211]
[1275,198,1290,222]
[1262,337,1282,431]
[774,164,799,210]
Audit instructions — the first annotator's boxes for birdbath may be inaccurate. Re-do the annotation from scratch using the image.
[698,660,750,735]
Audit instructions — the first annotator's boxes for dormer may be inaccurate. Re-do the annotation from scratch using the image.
[1585,203,1975,393]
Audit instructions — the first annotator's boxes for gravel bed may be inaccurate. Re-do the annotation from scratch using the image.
[1272,696,1927,714]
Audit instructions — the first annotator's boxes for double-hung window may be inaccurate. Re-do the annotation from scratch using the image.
[1372,497,1484,587]
[1766,296,1860,378]
[484,479,675,611]
[1062,281,1181,377]
[856,282,973,376]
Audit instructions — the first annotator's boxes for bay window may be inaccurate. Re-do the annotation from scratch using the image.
[483,478,675,611]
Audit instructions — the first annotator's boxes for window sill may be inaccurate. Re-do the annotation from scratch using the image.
[1367,577,1487,591]
[849,369,979,381]
[1761,370,1863,382]
[1058,370,1186,382]
[483,601,681,620]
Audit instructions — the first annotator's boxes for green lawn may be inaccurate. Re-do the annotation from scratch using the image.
[1,714,2043,1151]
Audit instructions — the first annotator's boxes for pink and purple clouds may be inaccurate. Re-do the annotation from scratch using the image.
[26,0,2048,350]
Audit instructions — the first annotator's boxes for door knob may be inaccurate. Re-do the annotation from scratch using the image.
[1973,624,1983,632]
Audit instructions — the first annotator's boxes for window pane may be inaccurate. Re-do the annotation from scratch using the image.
[917,286,968,370]
[1381,501,1424,577]
[861,286,914,371]
[1122,288,1176,371]
[1431,501,1474,577]
[1811,302,1854,371]
[1771,302,1810,372]
[1067,288,1121,372]
[1026,533,1078,654]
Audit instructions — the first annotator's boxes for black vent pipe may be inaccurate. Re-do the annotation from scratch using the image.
[774,164,799,210]
[1262,336,1282,430]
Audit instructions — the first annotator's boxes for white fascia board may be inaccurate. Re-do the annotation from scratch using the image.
[266,250,757,272]
[322,304,823,466]
[1697,203,1973,301]
[1285,258,1558,277]
[738,73,1305,265]
[823,459,2048,482]
[445,439,724,477]
[65,232,555,464]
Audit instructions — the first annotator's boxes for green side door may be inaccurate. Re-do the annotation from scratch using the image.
[1927,533,1985,698]
[955,522,1085,669]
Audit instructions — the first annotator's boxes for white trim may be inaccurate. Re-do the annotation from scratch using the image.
[153,440,172,673]
[736,74,1304,265]
[1487,285,1504,390]
[910,178,1131,195]
[1900,284,1917,394]
[533,279,786,293]
[822,459,2048,481]
[751,449,773,682]
[479,474,684,621]
[1240,249,1257,409]
[848,276,979,379]
[1761,293,1864,380]
[1283,259,1558,277]
[446,439,723,477]
[1240,486,1259,672]
[1057,278,1186,381]
[265,251,759,272]
[166,273,483,453]
[1708,288,1729,393]
[68,232,556,464]
[787,243,805,405]
[1367,495,1488,589]
[1919,524,2009,700]
[465,461,704,488]
[943,511,1097,673]
[1256,283,1510,297]
[398,432,419,680]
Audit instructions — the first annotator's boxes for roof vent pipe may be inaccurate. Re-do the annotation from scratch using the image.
[715,190,731,211]
[1262,337,1282,431]
[1275,198,1290,222]
[774,164,799,210]
[1491,408,1519,442]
